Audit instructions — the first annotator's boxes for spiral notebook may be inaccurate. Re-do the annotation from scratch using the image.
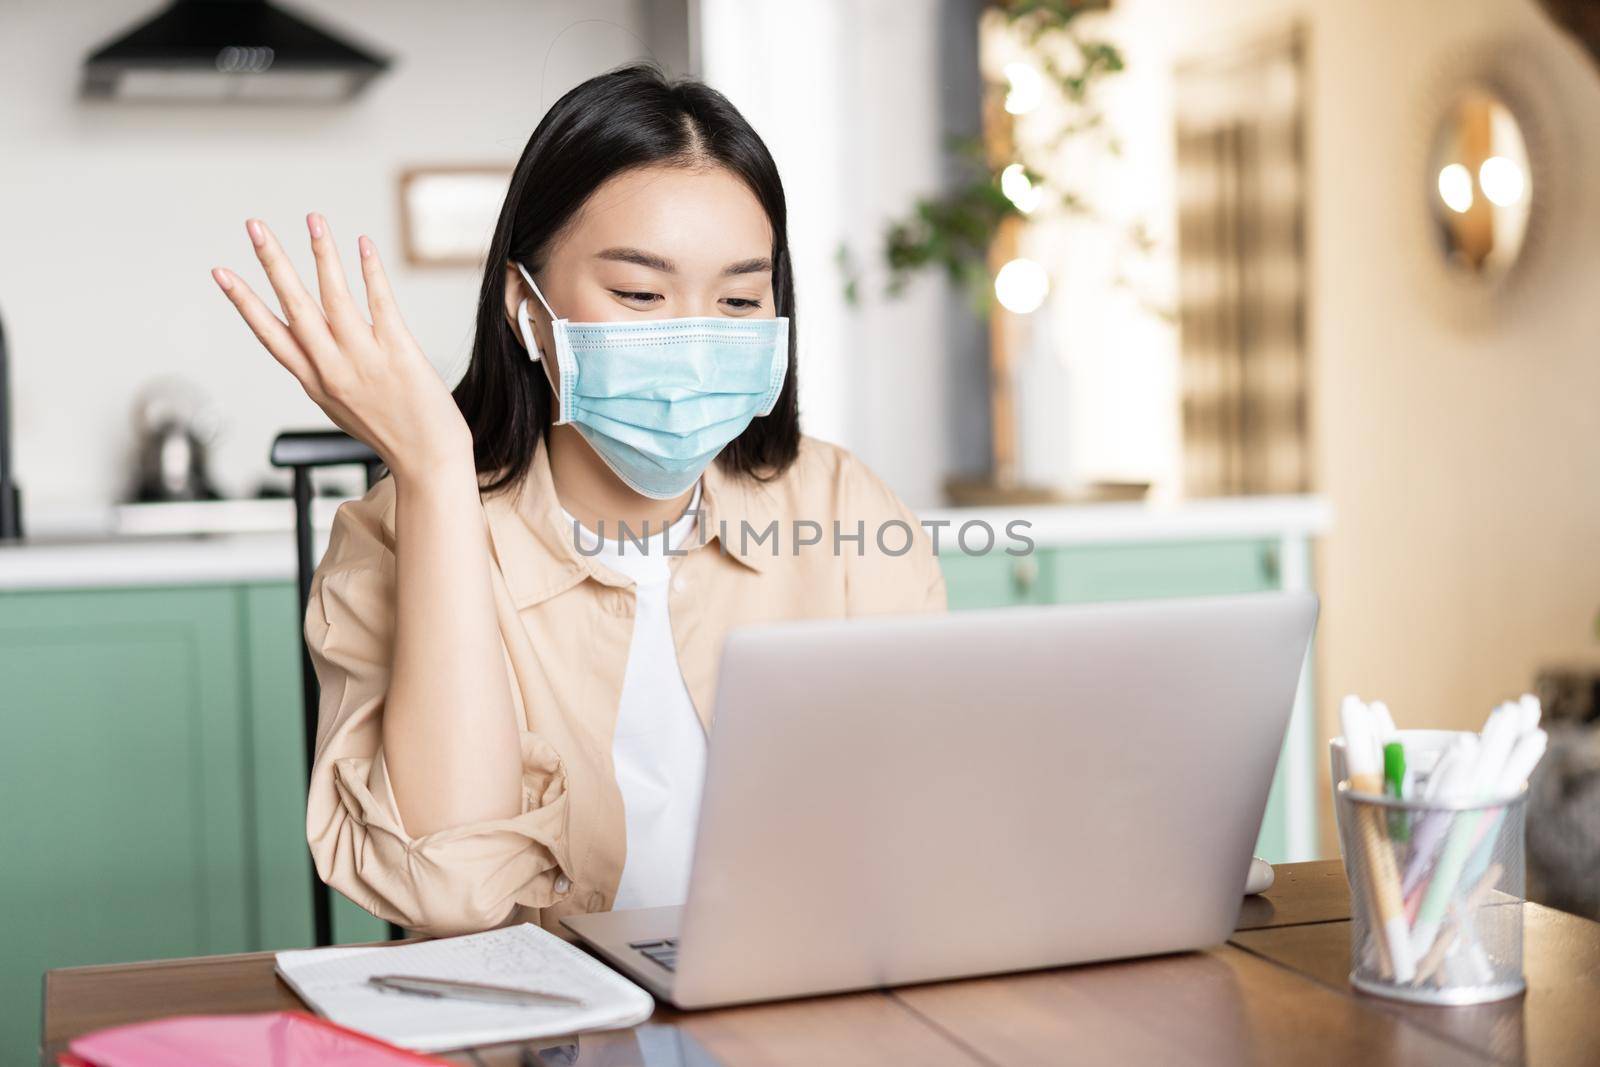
[275,923,655,1052]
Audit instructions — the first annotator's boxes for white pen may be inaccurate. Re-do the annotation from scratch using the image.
[1516,693,1542,737]
[1495,729,1548,797]
[1340,696,1417,982]
[1402,735,1478,898]
[1423,736,1477,801]
[368,974,584,1007]
[1453,727,1549,896]
[1409,703,1527,963]
[1370,700,1397,742]
[1471,704,1521,796]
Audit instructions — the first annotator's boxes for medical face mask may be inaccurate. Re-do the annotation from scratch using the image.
[513,261,789,500]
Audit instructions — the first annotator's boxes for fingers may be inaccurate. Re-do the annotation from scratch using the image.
[246,217,341,361]
[305,212,372,344]
[211,267,320,389]
[357,235,411,346]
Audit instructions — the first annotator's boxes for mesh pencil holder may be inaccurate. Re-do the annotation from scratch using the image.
[1335,781,1527,1006]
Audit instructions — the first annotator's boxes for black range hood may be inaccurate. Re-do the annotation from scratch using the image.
[0,304,19,542]
[82,0,391,103]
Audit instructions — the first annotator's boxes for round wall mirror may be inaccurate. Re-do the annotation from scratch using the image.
[1426,88,1533,281]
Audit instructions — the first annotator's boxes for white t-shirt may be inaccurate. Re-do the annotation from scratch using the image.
[560,482,707,911]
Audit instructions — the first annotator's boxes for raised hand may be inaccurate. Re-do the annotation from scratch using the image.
[212,215,472,484]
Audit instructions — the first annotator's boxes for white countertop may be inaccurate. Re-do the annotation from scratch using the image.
[918,493,1330,546]
[2,498,348,592]
[0,494,1331,593]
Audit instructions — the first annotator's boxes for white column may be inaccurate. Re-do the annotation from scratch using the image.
[1278,530,1317,861]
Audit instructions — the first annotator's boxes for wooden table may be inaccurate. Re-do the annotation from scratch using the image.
[40,861,1600,1066]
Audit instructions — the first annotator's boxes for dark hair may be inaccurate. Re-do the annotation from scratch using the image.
[453,61,801,497]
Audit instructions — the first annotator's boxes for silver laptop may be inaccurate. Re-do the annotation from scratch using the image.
[564,591,1317,1009]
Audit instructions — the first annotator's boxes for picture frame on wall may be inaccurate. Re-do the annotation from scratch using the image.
[397,164,513,268]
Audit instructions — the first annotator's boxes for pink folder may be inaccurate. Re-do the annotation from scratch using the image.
[64,1011,454,1067]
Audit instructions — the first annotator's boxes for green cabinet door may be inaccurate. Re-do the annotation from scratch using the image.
[0,581,393,1061]
[937,551,1050,609]
[1043,540,1278,603]
[241,581,391,950]
[0,586,252,1062]
[940,540,1278,611]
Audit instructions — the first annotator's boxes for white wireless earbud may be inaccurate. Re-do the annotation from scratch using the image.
[515,296,543,362]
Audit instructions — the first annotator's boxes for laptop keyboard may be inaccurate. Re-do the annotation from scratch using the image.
[628,937,679,972]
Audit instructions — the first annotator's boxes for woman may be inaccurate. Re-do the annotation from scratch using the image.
[211,62,946,939]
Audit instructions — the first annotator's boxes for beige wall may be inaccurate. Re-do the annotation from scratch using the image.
[1306,0,1600,855]
[1107,0,1600,854]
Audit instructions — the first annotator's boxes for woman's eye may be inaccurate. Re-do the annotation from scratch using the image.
[610,290,763,311]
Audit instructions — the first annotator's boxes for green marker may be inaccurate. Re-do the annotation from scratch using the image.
[1384,740,1409,841]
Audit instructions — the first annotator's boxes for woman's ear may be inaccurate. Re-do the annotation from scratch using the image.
[502,262,528,333]
[503,261,545,360]
[503,262,561,397]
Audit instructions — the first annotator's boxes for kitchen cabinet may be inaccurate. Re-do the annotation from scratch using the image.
[939,538,1279,609]
[0,583,384,1062]
[1,586,248,1063]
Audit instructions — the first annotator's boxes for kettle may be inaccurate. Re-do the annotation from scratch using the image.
[131,378,223,503]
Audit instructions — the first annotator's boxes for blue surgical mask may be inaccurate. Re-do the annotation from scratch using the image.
[513,261,789,500]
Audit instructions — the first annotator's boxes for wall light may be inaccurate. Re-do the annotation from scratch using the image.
[1437,163,1473,214]
[995,258,1049,314]
[1478,155,1525,207]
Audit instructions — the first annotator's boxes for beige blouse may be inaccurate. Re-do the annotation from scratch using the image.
[304,433,947,938]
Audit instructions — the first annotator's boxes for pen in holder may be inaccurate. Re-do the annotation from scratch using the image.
[1329,730,1464,843]
[1335,780,1527,1005]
